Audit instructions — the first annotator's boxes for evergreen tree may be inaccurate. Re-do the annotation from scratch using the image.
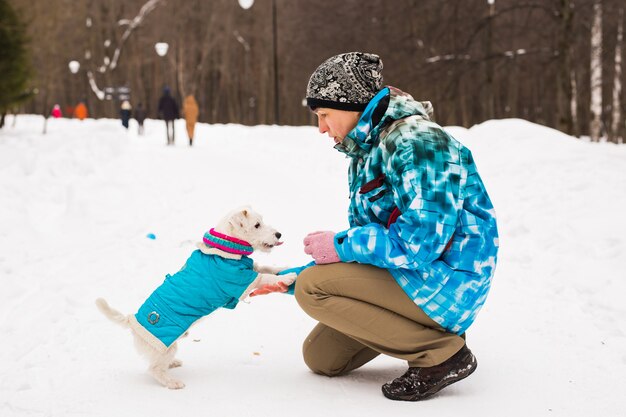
[0,0,32,127]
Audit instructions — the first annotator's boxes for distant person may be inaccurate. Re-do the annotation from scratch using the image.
[74,101,88,120]
[120,100,132,129]
[51,104,62,119]
[158,87,179,145]
[182,94,199,146]
[134,102,147,135]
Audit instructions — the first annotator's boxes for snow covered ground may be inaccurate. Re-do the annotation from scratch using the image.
[1,115,625,416]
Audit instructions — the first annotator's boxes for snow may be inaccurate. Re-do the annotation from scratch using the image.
[1,115,625,416]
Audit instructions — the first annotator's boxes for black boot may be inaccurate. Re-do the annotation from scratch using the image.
[382,345,477,401]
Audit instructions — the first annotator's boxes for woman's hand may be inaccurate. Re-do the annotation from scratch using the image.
[303,231,340,264]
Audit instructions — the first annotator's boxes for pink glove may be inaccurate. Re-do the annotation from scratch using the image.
[303,231,340,264]
[249,282,289,297]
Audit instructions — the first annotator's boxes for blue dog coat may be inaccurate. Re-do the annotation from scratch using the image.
[133,249,258,349]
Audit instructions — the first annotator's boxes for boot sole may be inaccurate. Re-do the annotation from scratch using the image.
[382,355,477,402]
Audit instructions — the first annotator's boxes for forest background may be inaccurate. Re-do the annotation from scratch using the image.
[4,0,626,141]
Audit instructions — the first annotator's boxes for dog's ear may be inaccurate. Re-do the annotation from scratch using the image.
[229,210,246,229]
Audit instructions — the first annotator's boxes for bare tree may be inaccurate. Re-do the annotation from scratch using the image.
[84,0,164,100]
[590,0,603,141]
[570,69,580,137]
[610,6,623,143]
[556,0,575,134]
[7,0,626,140]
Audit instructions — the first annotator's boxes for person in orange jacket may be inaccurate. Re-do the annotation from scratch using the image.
[182,94,199,146]
[74,101,88,120]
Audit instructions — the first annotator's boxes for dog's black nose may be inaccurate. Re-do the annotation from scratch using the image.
[275,232,282,239]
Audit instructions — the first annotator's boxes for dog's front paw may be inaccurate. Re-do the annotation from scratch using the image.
[255,264,284,274]
[279,272,297,286]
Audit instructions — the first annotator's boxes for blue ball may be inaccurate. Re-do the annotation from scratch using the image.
[146,233,156,240]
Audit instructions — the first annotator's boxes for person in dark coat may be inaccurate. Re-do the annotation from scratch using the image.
[134,102,147,135]
[120,100,132,129]
[157,87,179,145]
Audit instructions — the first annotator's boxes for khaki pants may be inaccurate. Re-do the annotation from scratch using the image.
[294,263,464,376]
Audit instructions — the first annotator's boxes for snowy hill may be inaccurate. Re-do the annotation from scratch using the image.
[1,115,625,416]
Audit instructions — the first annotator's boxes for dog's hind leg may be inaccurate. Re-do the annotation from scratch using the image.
[149,363,185,389]
[148,347,185,389]
[168,332,186,368]
[136,335,185,389]
[169,359,183,368]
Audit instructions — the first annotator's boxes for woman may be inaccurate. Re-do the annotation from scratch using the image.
[255,52,499,402]
[120,100,132,129]
[134,102,147,135]
[73,101,88,120]
[51,104,62,118]
[183,94,199,146]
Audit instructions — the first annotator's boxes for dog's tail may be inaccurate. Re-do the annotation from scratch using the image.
[95,298,130,328]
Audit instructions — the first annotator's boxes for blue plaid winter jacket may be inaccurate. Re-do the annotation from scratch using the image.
[331,87,499,335]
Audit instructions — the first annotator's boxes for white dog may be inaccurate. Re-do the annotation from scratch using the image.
[96,207,295,389]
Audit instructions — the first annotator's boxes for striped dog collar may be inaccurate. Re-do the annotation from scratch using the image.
[202,228,253,256]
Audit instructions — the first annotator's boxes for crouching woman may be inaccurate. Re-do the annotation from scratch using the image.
[254,52,499,402]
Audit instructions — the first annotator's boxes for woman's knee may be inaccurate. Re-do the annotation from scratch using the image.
[302,345,333,376]
[302,337,345,377]
[294,266,321,309]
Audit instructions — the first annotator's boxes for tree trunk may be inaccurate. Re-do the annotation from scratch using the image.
[610,7,623,143]
[556,0,574,135]
[571,69,579,138]
[484,1,495,120]
[590,1,603,142]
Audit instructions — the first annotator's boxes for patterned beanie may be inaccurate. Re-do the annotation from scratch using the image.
[306,52,383,111]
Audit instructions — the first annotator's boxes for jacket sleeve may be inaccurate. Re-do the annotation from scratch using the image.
[334,126,464,270]
[278,261,316,295]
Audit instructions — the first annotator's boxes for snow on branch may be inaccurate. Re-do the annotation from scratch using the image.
[424,48,545,65]
[109,0,165,70]
[85,0,164,100]
[87,71,105,100]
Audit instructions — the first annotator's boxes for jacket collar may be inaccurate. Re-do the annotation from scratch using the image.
[334,86,434,159]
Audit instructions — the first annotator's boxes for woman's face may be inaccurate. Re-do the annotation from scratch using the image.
[315,108,361,145]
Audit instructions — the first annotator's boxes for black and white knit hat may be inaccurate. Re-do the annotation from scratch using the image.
[306,52,383,111]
